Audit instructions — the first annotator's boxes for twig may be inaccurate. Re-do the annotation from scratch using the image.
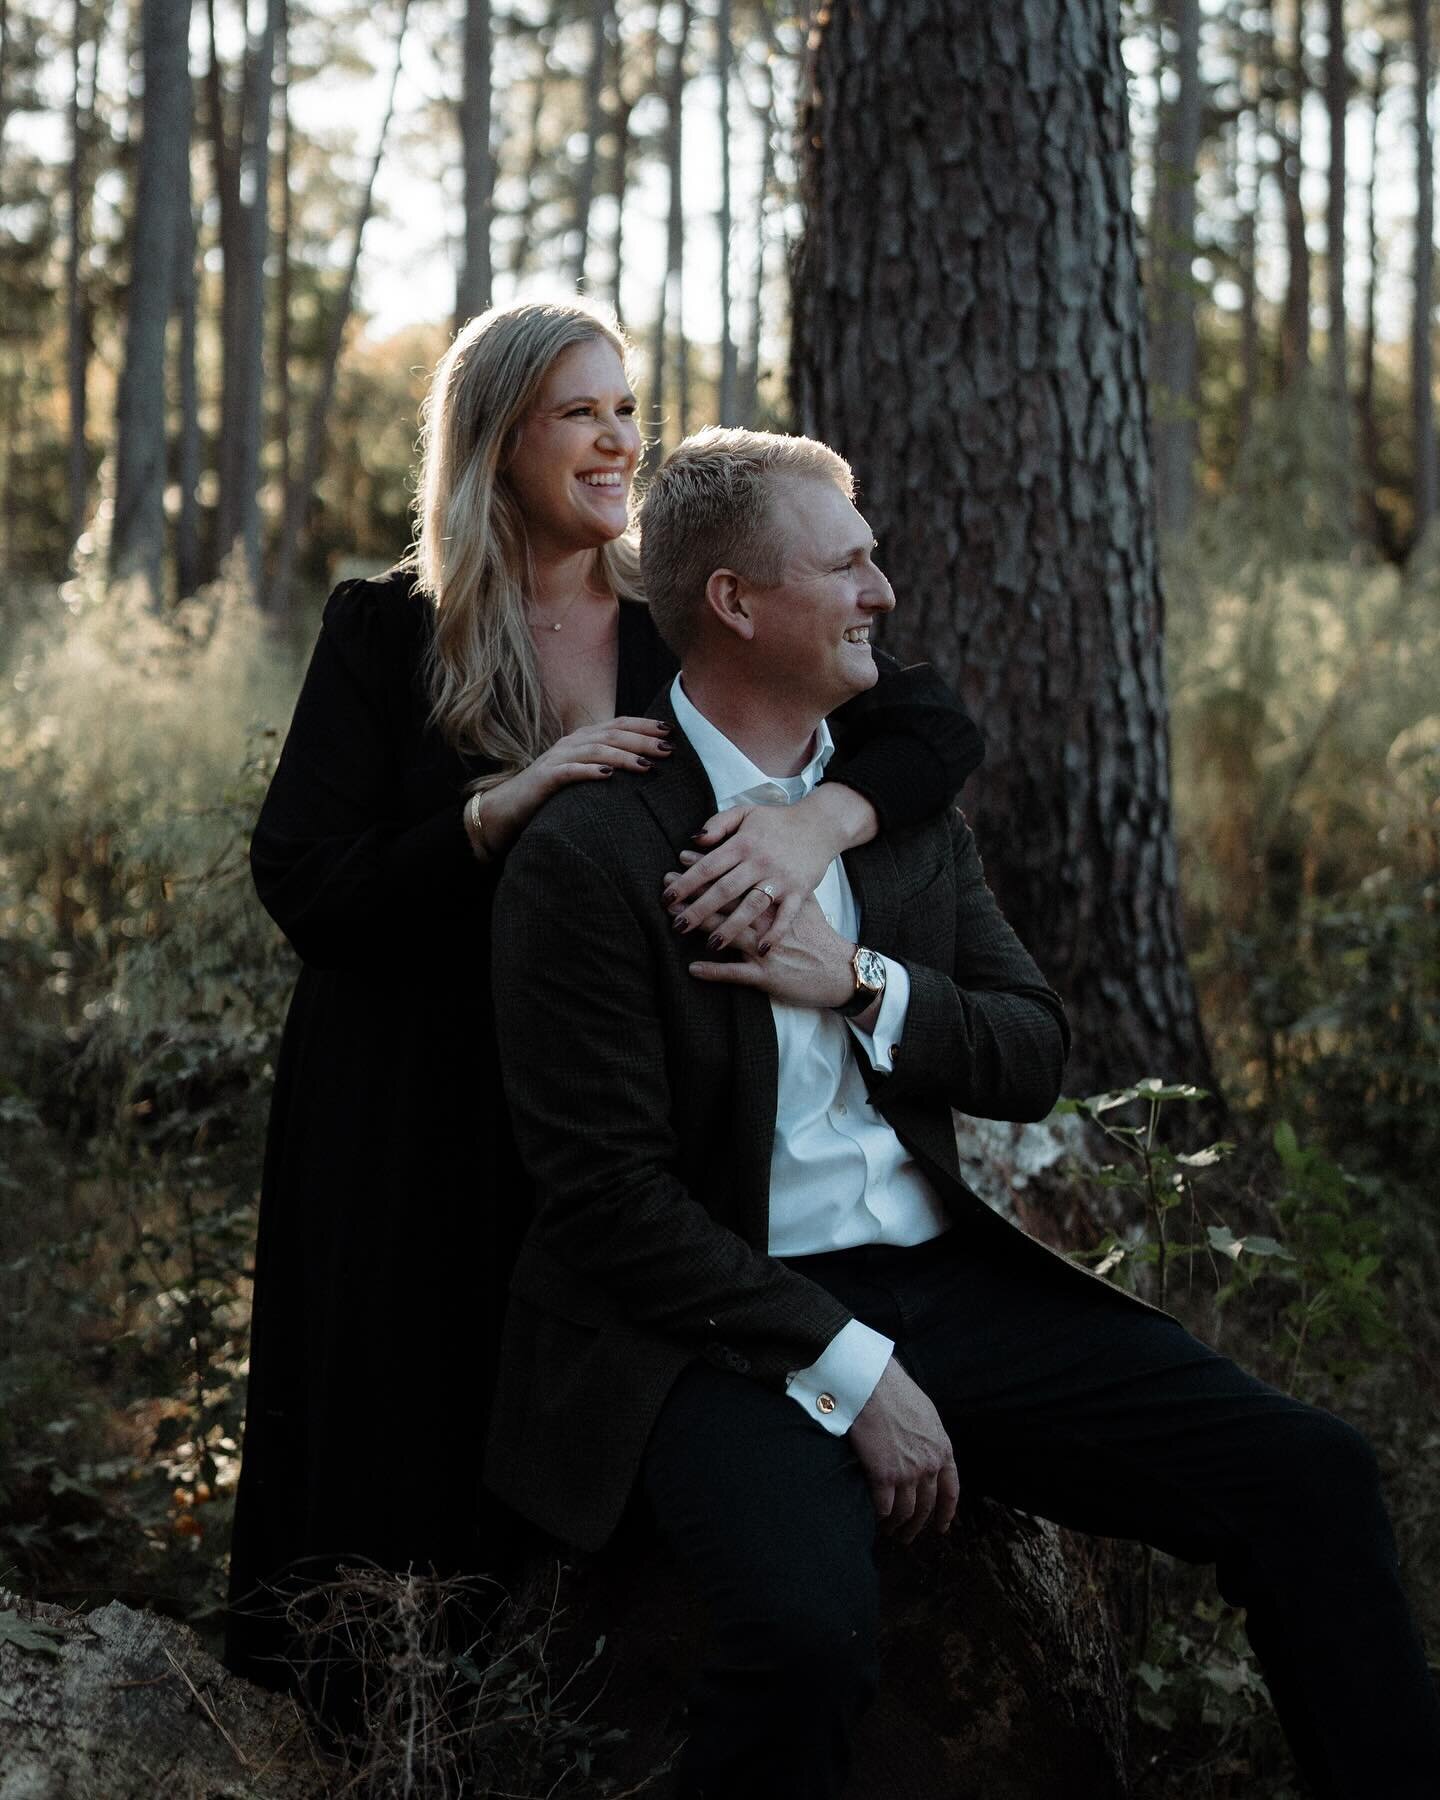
[162,1645,249,1769]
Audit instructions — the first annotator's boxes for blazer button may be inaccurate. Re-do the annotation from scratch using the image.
[816,1393,837,1416]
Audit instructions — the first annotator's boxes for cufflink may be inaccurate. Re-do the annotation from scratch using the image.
[816,1393,837,1416]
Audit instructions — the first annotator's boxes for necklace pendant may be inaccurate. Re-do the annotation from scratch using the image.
[551,622,562,632]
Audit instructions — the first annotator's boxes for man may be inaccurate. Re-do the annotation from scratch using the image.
[487,428,1440,1799]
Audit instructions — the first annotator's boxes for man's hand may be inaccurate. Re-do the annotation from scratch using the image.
[687,897,856,1010]
[849,1358,959,1543]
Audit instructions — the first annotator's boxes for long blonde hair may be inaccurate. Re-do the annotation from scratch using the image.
[404,297,644,781]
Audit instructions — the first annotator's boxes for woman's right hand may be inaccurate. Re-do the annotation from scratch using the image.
[477,716,672,854]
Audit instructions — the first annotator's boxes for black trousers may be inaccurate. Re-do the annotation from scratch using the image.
[640,1230,1440,1800]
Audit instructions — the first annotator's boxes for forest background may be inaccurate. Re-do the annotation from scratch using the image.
[2,0,1439,1795]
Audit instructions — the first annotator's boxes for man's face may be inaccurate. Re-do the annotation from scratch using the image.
[744,477,896,711]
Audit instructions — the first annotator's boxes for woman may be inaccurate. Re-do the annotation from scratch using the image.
[224,297,983,1692]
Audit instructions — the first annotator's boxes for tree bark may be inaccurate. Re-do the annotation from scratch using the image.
[1277,0,1311,388]
[207,0,242,578]
[274,0,291,506]
[111,0,194,598]
[456,0,493,324]
[1149,0,1201,537]
[571,0,608,288]
[1324,0,1350,519]
[1358,43,1388,548]
[66,0,92,557]
[793,0,1214,1096]
[269,0,411,618]
[1412,0,1437,537]
[175,161,202,598]
[738,46,776,427]
[235,0,279,601]
[715,0,737,421]
[509,16,551,282]
[645,0,691,470]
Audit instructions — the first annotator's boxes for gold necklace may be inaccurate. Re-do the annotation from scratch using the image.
[530,588,589,634]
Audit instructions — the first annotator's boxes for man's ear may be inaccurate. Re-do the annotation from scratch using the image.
[702,569,756,641]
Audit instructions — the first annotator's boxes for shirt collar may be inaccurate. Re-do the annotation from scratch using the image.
[669,674,835,810]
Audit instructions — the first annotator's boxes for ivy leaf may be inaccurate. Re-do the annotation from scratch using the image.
[1136,1661,1166,1695]
[0,1611,68,1658]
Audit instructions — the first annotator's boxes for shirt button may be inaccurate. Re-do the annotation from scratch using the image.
[816,1393,837,1415]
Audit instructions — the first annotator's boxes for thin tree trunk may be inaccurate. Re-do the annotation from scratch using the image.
[274,0,291,504]
[235,0,279,600]
[738,47,775,427]
[176,158,202,597]
[112,0,194,598]
[571,0,607,287]
[670,0,691,439]
[1412,0,1437,537]
[66,0,90,555]
[270,0,411,617]
[1150,0,1201,537]
[1278,0,1311,388]
[793,0,1215,1094]
[509,22,551,282]
[715,0,736,421]
[646,0,690,470]
[207,0,242,575]
[1359,45,1388,545]
[1324,0,1350,519]
[456,0,493,323]
[608,88,632,317]
[0,0,10,166]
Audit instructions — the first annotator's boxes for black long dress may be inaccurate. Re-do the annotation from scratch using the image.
[224,569,983,1688]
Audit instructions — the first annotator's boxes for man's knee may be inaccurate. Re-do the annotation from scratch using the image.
[726,1582,880,1701]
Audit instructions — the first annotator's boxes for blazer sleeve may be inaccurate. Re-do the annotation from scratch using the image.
[872,810,1071,1121]
[491,821,853,1388]
[250,579,499,971]
[822,651,985,831]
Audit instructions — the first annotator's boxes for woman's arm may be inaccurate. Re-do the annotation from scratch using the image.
[665,652,984,950]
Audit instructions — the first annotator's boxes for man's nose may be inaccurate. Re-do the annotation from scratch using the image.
[861,566,896,613]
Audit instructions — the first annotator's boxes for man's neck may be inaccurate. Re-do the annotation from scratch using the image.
[678,662,824,778]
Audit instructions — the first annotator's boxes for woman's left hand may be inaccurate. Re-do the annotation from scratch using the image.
[663,798,848,953]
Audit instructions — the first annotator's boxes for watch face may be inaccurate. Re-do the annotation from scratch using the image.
[855,946,886,993]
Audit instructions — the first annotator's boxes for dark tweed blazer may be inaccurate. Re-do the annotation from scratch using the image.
[485,700,1147,1550]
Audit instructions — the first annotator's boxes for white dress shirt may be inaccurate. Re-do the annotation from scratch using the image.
[670,677,950,1434]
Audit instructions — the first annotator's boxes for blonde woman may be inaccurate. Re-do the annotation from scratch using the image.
[225,298,983,1697]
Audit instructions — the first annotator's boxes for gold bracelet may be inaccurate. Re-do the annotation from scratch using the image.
[463,791,491,862]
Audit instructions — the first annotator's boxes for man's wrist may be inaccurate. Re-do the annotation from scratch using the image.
[802,780,879,853]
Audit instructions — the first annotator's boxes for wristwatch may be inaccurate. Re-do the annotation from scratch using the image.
[834,944,887,1018]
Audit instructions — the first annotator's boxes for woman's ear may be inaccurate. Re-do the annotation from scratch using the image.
[703,569,755,641]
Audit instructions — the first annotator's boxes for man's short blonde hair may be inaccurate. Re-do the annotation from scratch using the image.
[639,427,854,654]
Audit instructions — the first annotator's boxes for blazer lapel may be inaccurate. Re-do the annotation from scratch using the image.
[842,832,903,951]
[635,708,780,1253]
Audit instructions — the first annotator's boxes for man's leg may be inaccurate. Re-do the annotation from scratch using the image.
[891,1241,1440,1800]
[641,1357,882,1800]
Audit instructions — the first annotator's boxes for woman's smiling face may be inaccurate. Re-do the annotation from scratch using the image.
[505,338,642,559]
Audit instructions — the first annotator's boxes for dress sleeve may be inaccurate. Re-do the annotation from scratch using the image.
[823,651,985,831]
[250,578,498,971]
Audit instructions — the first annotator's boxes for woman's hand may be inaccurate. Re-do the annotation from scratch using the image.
[663,784,879,953]
[478,716,671,854]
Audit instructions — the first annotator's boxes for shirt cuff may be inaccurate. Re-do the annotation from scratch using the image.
[845,954,910,1073]
[785,1318,894,1436]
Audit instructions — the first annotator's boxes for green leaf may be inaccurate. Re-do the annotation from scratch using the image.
[1237,1235,1293,1260]
[1136,1661,1166,1695]
[0,1611,67,1658]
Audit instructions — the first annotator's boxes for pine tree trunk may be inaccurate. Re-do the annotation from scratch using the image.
[1278,1,1311,388]
[715,0,737,421]
[1359,45,1388,546]
[1412,0,1437,537]
[456,0,493,323]
[571,0,608,287]
[646,0,690,470]
[738,56,775,427]
[1150,0,1201,537]
[793,0,1214,1096]
[235,0,278,601]
[111,0,194,598]
[207,0,242,578]
[175,171,202,598]
[509,22,550,282]
[274,0,292,506]
[270,0,411,618]
[1324,0,1350,518]
[66,0,90,556]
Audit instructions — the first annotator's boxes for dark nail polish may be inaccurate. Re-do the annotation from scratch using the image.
[673,915,690,932]
[663,888,678,905]
[758,941,772,956]
[707,934,723,951]
[599,767,613,777]
[636,757,652,769]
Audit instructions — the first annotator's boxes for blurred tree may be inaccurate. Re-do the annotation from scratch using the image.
[456,0,494,323]
[646,0,690,468]
[570,0,607,285]
[793,0,1214,1094]
[715,0,737,420]
[1277,0,1312,387]
[1324,0,1351,519]
[1412,0,1436,534]
[1150,0,1201,536]
[111,0,194,597]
